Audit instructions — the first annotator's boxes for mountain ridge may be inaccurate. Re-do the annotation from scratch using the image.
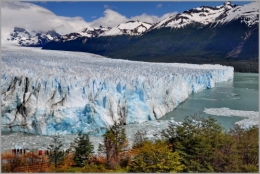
[5,1,259,45]
[41,2,258,72]
[2,1,258,72]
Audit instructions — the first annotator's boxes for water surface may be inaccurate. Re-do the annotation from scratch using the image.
[160,73,259,130]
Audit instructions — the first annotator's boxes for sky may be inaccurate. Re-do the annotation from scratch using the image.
[2,1,251,35]
[27,1,251,22]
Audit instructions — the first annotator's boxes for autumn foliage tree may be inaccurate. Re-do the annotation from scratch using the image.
[129,140,185,173]
[230,125,259,172]
[1,115,258,173]
[132,130,149,149]
[161,115,259,173]
[5,155,23,172]
[98,122,129,169]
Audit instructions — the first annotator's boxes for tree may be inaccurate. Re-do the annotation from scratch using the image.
[98,122,129,169]
[72,131,94,167]
[161,120,179,152]
[129,140,185,173]
[6,155,23,172]
[230,125,259,172]
[47,134,65,168]
[212,132,241,172]
[161,115,224,172]
[132,130,148,149]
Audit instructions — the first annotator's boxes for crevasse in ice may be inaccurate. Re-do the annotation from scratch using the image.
[1,46,234,135]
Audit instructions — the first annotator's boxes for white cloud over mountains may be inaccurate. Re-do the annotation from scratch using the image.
[90,9,127,28]
[129,12,178,25]
[1,1,89,35]
[89,9,178,28]
[1,1,177,35]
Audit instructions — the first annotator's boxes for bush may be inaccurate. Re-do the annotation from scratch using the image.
[81,164,107,172]
[161,115,259,172]
[162,115,224,172]
[129,140,185,173]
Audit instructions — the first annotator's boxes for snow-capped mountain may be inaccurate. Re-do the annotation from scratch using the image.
[58,32,82,42]
[42,1,258,73]
[6,27,61,47]
[151,1,258,29]
[42,1,258,41]
[100,20,153,36]
[5,20,151,46]
[79,26,111,37]
[38,20,152,44]
[4,1,258,47]
[55,21,152,42]
[2,1,259,67]
[214,1,259,27]
[59,26,111,41]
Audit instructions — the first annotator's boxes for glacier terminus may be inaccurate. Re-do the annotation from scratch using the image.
[1,46,234,135]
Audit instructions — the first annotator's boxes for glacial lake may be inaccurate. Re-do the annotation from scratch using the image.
[160,72,259,131]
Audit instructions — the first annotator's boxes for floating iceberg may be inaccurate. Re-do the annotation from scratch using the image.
[203,107,259,128]
[1,46,234,135]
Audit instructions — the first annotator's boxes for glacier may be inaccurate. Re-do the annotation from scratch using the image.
[1,46,234,135]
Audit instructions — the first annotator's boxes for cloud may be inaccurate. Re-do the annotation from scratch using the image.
[1,1,178,35]
[130,11,177,24]
[90,9,128,28]
[104,4,110,9]
[1,1,91,35]
[159,12,178,21]
[90,9,178,28]
[130,13,160,24]
[104,4,116,9]
[156,4,162,8]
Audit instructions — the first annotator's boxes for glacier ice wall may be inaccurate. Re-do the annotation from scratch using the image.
[1,46,234,135]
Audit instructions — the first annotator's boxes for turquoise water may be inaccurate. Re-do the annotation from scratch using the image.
[160,73,259,131]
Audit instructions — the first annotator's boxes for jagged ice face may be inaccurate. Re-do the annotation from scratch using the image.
[1,46,233,135]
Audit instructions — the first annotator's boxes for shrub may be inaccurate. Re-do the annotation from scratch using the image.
[129,140,185,173]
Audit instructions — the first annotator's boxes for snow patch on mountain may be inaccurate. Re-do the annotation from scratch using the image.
[215,1,259,27]
[152,1,258,29]
[78,26,111,37]
[101,20,153,36]
[3,27,61,47]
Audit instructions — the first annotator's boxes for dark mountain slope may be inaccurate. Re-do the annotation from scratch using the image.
[43,19,258,72]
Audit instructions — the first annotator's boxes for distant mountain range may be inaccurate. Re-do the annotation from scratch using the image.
[6,27,60,47]
[5,20,153,46]
[4,1,259,72]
